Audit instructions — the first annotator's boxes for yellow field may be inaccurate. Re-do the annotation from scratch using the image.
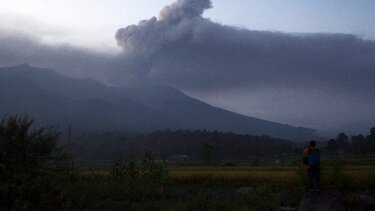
[168,167,297,184]
[81,165,375,188]
[167,166,375,187]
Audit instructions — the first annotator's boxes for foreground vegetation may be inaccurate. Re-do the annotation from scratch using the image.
[1,116,375,210]
[64,161,375,210]
[168,165,375,187]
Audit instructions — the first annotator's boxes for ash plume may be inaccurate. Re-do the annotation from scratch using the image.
[1,0,375,131]
[159,0,212,22]
[113,0,375,129]
[115,0,212,54]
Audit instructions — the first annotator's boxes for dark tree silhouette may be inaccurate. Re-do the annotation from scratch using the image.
[336,133,351,153]
[367,127,375,153]
[0,116,71,210]
[200,143,214,163]
[351,135,366,156]
[326,139,339,154]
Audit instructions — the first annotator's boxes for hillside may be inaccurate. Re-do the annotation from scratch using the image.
[0,64,315,140]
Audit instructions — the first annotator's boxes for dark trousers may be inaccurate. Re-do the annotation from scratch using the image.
[308,167,320,190]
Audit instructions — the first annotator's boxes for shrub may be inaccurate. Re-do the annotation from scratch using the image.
[109,150,168,200]
[0,116,72,210]
[109,155,139,197]
[140,151,168,198]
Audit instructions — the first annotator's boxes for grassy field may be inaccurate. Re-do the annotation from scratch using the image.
[167,165,375,188]
[68,156,375,210]
[82,155,375,188]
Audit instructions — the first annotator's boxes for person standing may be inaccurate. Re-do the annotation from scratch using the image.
[302,141,321,193]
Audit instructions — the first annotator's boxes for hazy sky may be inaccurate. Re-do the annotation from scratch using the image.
[1,0,375,133]
[1,0,375,51]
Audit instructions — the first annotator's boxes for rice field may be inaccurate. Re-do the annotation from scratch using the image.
[73,159,375,210]
[167,165,375,188]
[168,167,298,185]
[82,164,375,189]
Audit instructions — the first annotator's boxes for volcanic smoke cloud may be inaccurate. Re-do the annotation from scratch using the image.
[114,0,213,81]
[1,0,375,131]
[116,0,212,53]
[114,0,375,92]
[114,0,375,130]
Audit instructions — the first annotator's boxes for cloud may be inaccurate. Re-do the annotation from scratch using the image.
[113,0,375,129]
[113,0,213,83]
[1,0,374,132]
[115,0,212,53]
[114,0,375,93]
[0,12,68,40]
[0,27,123,83]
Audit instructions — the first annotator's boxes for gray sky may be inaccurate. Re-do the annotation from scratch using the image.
[1,0,375,51]
[1,0,375,133]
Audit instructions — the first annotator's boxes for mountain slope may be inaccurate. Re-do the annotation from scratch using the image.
[0,64,315,140]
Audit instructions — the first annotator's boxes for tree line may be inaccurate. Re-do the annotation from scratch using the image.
[70,129,297,165]
[326,128,375,155]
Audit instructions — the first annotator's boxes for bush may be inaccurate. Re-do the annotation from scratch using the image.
[140,151,168,198]
[109,155,139,197]
[0,116,72,210]
[109,150,168,200]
